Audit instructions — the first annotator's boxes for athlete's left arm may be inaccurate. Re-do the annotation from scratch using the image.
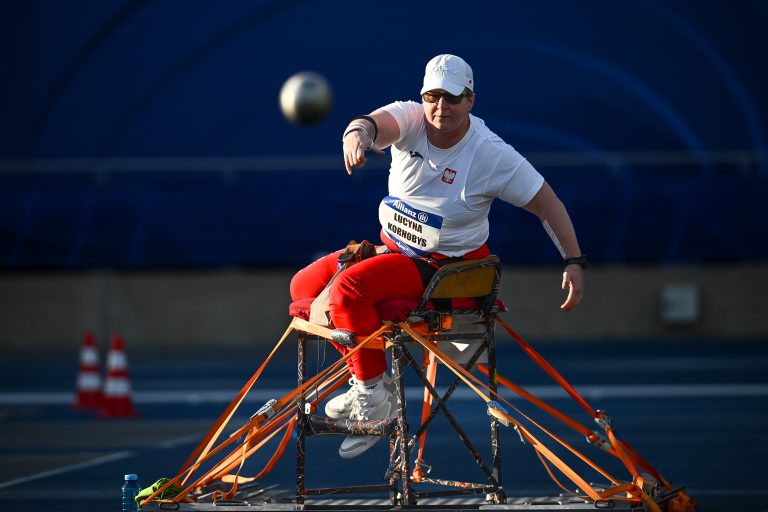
[522,181,585,311]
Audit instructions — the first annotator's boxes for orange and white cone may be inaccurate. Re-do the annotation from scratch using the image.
[100,333,137,418]
[74,331,103,410]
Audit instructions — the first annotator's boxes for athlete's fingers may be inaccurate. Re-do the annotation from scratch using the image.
[344,147,357,174]
[351,146,367,168]
[343,132,373,174]
[355,144,368,164]
[560,283,574,310]
[345,153,367,175]
[560,267,583,311]
[343,145,358,174]
[560,272,573,310]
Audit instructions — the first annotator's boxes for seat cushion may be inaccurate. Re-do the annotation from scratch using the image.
[288,297,506,323]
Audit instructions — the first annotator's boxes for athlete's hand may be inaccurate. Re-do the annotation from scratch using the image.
[343,131,384,175]
[560,265,584,311]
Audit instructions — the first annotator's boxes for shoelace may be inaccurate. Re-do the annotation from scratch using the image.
[350,392,378,420]
[340,379,359,406]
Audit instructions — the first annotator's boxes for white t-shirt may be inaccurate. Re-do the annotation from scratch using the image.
[378,100,544,257]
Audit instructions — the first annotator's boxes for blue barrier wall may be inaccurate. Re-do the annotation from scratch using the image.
[1,1,767,268]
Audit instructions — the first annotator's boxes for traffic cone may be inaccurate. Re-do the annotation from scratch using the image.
[74,331,103,410]
[100,333,138,418]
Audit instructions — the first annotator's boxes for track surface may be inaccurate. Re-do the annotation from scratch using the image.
[1,339,766,511]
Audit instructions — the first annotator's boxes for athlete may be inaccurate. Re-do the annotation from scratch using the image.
[290,54,585,459]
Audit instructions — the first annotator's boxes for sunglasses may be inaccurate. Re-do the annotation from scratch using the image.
[421,91,471,104]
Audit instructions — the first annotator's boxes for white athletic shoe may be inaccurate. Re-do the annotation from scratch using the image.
[325,374,394,420]
[338,380,398,459]
[325,378,359,419]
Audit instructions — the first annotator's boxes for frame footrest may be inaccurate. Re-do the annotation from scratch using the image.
[303,484,394,496]
[304,415,399,437]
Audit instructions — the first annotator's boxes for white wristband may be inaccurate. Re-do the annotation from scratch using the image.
[342,124,374,150]
[342,126,367,141]
[342,118,375,142]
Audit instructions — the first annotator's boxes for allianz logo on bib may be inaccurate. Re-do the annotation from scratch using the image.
[393,200,429,224]
[442,168,457,184]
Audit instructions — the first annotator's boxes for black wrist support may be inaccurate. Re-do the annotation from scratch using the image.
[564,255,588,269]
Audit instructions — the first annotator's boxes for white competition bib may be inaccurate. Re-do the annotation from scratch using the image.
[379,196,443,257]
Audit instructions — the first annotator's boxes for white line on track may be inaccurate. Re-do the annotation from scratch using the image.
[685,488,768,496]
[1,383,768,406]
[0,451,133,490]
[155,432,206,449]
[0,431,207,490]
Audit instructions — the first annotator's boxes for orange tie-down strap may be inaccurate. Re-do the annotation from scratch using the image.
[200,366,357,500]
[412,347,438,482]
[197,368,354,501]
[476,364,667,486]
[475,328,693,510]
[141,319,394,506]
[492,317,673,488]
[476,363,695,509]
[209,324,448,497]
[398,322,667,511]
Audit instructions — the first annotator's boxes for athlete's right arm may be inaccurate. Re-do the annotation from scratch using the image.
[342,109,400,175]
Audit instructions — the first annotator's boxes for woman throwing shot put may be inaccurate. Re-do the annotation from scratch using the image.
[290,54,586,459]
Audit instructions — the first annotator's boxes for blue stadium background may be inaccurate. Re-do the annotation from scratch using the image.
[1,0,766,269]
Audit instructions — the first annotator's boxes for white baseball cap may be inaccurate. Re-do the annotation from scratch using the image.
[420,54,474,96]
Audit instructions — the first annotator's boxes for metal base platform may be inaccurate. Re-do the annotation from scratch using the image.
[141,497,646,511]
[139,482,648,511]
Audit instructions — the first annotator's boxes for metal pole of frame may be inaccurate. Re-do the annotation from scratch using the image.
[486,315,505,504]
[391,341,414,505]
[296,332,307,504]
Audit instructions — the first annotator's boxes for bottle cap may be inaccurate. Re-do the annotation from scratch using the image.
[124,474,138,480]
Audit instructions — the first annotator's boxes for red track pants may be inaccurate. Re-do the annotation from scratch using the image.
[289,250,425,380]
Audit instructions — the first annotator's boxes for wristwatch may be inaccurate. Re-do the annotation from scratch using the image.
[564,255,588,269]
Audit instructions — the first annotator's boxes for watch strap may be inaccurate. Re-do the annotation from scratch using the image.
[564,255,588,269]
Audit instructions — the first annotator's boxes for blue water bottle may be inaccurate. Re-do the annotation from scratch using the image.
[121,473,140,511]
